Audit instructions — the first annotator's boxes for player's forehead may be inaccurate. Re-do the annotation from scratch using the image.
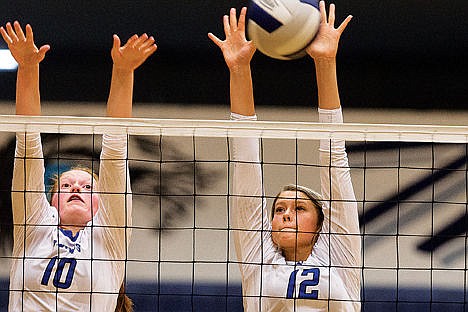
[276,190,311,203]
[60,170,93,183]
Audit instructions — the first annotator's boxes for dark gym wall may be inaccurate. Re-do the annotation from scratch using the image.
[0,1,467,110]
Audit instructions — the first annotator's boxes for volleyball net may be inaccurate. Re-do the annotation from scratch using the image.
[0,115,467,311]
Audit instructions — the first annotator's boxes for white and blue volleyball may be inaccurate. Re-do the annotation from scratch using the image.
[247,0,321,60]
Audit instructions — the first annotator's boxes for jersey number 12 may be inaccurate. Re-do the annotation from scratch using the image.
[286,268,320,299]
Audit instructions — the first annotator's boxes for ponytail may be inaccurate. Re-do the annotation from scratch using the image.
[115,283,133,312]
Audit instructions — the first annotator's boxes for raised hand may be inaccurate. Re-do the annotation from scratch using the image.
[0,21,50,67]
[208,7,256,70]
[306,1,352,60]
[111,34,157,71]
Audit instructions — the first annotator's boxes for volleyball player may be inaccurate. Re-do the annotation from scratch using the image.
[1,21,156,311]
[209,2,361,310]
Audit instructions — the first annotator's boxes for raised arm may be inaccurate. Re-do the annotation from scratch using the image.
[1,22,51,229]
[307,1,352,110]
[307,1,356,229]
[307,1,360,299]
[208,7,256,116]
[210,9,275,280]
[106,33,157,118]
[98,33,156,260]
[0,21,49,116]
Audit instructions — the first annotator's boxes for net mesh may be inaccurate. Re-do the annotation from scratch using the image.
[0,115,467,311]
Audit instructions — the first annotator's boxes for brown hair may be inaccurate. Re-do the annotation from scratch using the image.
[271,184,325,238]
[115,283,133,312]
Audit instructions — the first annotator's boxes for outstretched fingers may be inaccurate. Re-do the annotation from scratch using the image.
[207,32,223,48]
[208,6,256,69]
[13,21,26,42]
[133,33,149,48]
[25,24,35,43]
[38,44,50,54]
[1,21,50,65]
[237,7,247,35]
[138,35,154,49]
[319,1,327,24]
[306,1,352,60]
[145,43,158,55]
[0,26,11,44]
[139,36,157,55]
[328,3,336,27]
[113,34,121,50]
[223,14,231,38]
[229,8,238,31]
[319,1,352,33]
[128,34,157,55]
[5,22,18,42]
[113,32,157,70]
[336,15,353,34]
[211,7,247,45]
[124,34,139,47]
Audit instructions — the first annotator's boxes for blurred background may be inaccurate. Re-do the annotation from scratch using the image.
[1,0,467,110]
[1,1,468,311]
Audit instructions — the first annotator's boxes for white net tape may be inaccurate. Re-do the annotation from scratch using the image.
[2,114,468,142]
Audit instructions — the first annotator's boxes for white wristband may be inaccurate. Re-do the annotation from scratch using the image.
[318,107,343,124]
[230,112,258,121]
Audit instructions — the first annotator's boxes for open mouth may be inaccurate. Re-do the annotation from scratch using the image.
[67,195,84,203]
[280,228,297,232]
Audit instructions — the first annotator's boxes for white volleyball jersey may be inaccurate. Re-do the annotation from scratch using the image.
[9,133,132,312]
[230,108,361,311]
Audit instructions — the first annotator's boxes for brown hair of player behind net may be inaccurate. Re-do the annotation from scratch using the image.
[115,283,133,312]
[271,184,325,248]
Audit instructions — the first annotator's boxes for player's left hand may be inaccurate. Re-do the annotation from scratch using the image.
[111,34,157,71]
[306,1,352,60]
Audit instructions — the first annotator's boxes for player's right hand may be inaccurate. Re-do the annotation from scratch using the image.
[0,21,50,67]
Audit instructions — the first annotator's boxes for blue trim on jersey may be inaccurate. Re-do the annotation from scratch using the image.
[300,0,319,10]
[60,228,80,242]
[247,1,283,33]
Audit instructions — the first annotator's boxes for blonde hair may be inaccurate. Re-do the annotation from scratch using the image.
[48,168,133,311]
[48,166,99,203]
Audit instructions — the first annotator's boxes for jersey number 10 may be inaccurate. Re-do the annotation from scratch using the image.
[41,257,77,289]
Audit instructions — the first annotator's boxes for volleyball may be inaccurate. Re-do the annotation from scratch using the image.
[247,0,321,60]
